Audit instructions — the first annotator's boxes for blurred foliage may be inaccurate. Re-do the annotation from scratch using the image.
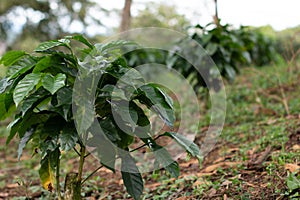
[131,2,191,32]
[125,23,280,91]
[276,26,300,61]
[0,0,106,52]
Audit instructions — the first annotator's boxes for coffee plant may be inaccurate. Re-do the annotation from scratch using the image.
[0,35,200,199]
[125,23,279,92]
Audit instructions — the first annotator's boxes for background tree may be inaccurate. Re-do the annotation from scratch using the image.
[213,0,220,26]
[119,0,132,32]
[131,2,191,32]
[0,0,106,52]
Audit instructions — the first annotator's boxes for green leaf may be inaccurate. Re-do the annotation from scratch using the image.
[0,78,13,94]
[224,65,236,81]
[7,56,37,79]
[110,100,138,132]
[137,84,175,127]
[18,130,34,160]
[142,138,180,178]
[59,124,78,152]
[20,88,49,116]
[99,117,121,142]
[34,40,69,52]
[163,132,200,157]
[100,85,127,100]
[57,87,72,106]
[73,96,95,135]
[153,147,180,178]
[287,173,300,191]
[33,55,64,73]
[206,43,218,55]
[66,35,94,49]
[42,73,66,95]
[6,117,22,144]
[0,93,15,120]
[13,73,41,106]
[96,40,137,54]
[87,122,117,172]
[0,51,27,66]
[120,152,143,200]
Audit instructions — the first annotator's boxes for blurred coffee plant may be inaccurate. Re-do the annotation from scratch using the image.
[125,23,280,92]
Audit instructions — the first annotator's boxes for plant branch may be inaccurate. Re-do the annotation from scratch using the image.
[81,165,104,185]
[77,144,86,183]
[81,134,165,184]
[56,150,62,200]
[73,147,81,157]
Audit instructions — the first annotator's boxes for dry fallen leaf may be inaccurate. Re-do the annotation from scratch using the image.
[285,163,300,173]
[201,162,242,173]
[192,179,209,187]
[292,144,300,150]
[0,192,9,198]
[7,183,19,188]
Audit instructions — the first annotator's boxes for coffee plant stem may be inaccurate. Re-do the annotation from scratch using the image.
[77,144,86,183]
[56,151,62,200]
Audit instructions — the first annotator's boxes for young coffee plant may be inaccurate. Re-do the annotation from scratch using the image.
[0,35,200,199]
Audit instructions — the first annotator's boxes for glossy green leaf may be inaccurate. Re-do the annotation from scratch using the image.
[143,138,180,178]
[73,96,94,135]
[153,147,180,178]
[99,117,121,142]
[137,84,175,127]
[163,132,200,157]
[35,40,69,52]
[18,130,34,160]
[34,97,52,112]
[96,40,137,54]
[57,87,72,106]
[87,122,117,172]
[13,73,41,106]
[6,117,22,144]
[20,88,49,116]
[0,51,27,66]
[33,56,63,73]
[66,35,94,49]
[121,152,143,200]
[7,56,37,79]
[0,93,15,120]
[0,78,13,94]
[42,73,66,95]
[59,124,78,151]
[110,100,138,132]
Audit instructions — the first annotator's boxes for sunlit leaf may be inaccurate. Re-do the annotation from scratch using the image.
[0,51,27,66]
[18,130,34,160]
[42,73,66,95]
[35,40,69,52]
[13,73,41,106]
[163,132,200,157]
[66,35,94,49]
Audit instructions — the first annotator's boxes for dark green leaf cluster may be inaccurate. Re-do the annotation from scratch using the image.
[0,35,200,199]
[124,23,279,92]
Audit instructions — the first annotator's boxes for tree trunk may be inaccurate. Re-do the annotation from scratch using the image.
[64,173,81,200]
[119,0,132,32]
[213,0,220,26]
